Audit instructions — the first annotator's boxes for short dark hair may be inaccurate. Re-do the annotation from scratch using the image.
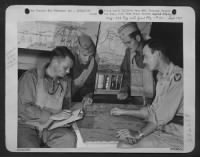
[50,46,75,63]
[144,39,168,58]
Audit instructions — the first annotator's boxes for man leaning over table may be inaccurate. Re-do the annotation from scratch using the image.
[71,33,98,106]
[111,39,183,148]
[117,22,154,105]
[18,46,80,148]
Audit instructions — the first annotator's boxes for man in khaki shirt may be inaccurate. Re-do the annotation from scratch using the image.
[18,47,78,148]
[111,39,183,148]
[117,22,154,104]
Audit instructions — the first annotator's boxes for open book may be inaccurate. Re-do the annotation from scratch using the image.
[25,108,83,131]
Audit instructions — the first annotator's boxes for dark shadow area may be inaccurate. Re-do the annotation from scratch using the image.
[150,22,183,68]
[18,69,26,79]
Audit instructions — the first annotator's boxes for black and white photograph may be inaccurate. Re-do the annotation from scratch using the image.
[5,6,195,153]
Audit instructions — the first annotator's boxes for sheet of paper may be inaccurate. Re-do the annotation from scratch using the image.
[48,108,83,130]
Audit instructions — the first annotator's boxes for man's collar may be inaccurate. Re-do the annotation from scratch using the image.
[158,62,174,79]
[163,62,174,77]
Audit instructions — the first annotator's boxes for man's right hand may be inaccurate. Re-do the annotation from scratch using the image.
[117,91,128,100]
[82,96,93,108]
[50,110,72,121]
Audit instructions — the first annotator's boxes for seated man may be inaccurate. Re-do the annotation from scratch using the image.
[111,39,183,148]
[117,22,154,105]
[71,34,98,105]
[18,46,78,148]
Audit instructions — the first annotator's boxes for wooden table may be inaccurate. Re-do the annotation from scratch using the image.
[71,102,146,148]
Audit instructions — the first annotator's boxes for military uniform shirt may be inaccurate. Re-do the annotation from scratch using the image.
[147,63,183,126]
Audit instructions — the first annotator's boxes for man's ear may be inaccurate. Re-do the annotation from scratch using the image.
[135,34,141,42]
[154,50,161,58]
[51,57,59,66]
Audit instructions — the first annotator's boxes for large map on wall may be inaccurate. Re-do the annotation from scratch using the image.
[18,22,151,71]
[97,22,152,71]
[18,21,99,51]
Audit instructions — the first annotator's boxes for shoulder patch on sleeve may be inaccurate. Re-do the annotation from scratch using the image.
[174,73,182,82]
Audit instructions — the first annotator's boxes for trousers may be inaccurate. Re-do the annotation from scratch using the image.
[18,124,77,148]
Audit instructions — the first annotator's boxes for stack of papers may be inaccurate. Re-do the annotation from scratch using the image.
[48,108,83,130]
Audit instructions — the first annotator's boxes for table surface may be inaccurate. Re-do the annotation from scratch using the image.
[72,102,146,144]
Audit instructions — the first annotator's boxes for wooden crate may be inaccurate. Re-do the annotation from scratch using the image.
[94,72,123,95]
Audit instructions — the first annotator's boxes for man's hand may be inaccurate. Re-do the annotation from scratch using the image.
[117,91,128,100]
[77,109,85,119]
[82,96,93,108]
[50,109,72,121]
[116,129,141,145]
[110,107,126,116]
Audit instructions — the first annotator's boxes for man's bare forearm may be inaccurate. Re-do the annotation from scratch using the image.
[140,121,157,137]
[122,109,149,119]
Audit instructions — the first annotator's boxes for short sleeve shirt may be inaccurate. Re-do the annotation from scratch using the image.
[147,63,183,126]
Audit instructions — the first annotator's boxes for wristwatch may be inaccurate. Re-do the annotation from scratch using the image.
[136,130,144,140]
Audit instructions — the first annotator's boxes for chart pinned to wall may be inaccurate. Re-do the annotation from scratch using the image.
[18,21,99,51]
[18,21,151,71]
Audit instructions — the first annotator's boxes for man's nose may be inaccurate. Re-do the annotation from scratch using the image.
[85,56,89,61]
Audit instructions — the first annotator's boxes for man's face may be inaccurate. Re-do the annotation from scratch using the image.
[78,46,93,65]
[119,28,139,52]
[54,56,73,78]
[143,45,158,71]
